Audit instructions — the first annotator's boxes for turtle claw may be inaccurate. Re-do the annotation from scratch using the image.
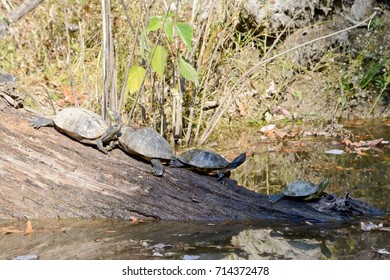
[151,159,164,177]
[96,140,108,154]
[216,170,225,182]
[170,158,185,168]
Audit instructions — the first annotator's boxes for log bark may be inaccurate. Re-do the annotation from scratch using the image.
[0,79,383,222]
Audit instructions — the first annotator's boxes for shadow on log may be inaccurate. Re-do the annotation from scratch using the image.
[0,81,384,222]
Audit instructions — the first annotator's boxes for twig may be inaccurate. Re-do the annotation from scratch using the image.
[79,21,91,109]
[118,0,135,35]
[101,0,116,116]
[118,0,142,111]
[63,7,79,107]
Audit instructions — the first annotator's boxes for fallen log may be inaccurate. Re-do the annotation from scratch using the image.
[0,79,384,221]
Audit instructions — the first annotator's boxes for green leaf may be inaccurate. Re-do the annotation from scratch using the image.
[175,22,193,51]
[151,45,167,78]
[146,16,162,32]
[126,65,146,94]
[179,56,198,85]
[163,19,174,41]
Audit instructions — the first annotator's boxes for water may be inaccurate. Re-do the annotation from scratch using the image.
[0,121,389,260]
[231,120,390,214]
[0,218,388,260]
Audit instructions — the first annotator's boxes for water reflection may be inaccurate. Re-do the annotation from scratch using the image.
[0,218,388,260]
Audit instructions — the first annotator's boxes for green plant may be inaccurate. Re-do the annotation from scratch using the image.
[358,58,384,89]
[125,12,198,138]
[370,71,390,114]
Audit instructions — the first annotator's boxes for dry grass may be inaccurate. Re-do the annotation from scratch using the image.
[1,0,389,146]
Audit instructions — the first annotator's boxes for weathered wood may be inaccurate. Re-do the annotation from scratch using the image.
[0,93,383,222]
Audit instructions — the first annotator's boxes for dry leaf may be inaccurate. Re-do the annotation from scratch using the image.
[14,254,39,260]
[273,128,288,140]
[361,221,390,232]
[129,216,145,224]
[274,106,292,118]
[342,138,353,146]
[260,124,276,133]
[374,248,390,255]
[366,138,384,147]
[25,220,33,235]
[58,86,87,106]
[236,99,249,116]
[355,147,368,156]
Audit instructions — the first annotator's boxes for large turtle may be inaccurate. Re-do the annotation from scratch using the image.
[171,148,246,181]
[269,178,329,204]
[117,126,175,177]
[30,107,121,154]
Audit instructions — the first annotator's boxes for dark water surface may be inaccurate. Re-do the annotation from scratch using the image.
[0,121,389,260]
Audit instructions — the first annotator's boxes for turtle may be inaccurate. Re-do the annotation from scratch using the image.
[269,178,329,204]
[171,148,246,181]
[30,107,121,154]
[116,126,175,177]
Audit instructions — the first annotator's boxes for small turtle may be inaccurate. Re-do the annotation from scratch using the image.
[269,178,329,204]
[117,126,175,177]
[171,148,246,181]
[30,107,121,154]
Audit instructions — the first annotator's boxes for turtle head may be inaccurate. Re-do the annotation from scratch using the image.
[107,110,122,128]
[318,178,329,192]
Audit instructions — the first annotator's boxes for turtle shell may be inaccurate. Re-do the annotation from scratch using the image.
[53,107,108,141]
[177,149,230,170]
[282,181,319,197]
[118,127,174,160]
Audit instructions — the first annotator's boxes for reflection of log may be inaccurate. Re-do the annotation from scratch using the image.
[0,87,384,221]
[0,219,252,259]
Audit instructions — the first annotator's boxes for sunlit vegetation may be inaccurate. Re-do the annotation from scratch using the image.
[1,0,389,147]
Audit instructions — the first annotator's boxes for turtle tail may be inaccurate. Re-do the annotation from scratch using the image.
[269,193,284,204]
[226,152,246,170]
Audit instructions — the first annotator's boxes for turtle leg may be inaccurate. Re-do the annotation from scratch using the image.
[268,193,284,203]
[30,117,55,129]
[95,139,108,154]
[151,159,164,177]
[216,170,225,182]
[105,140,119,152]
[101,125,121,143]
[170,158,185,168]
[97,126,121,154]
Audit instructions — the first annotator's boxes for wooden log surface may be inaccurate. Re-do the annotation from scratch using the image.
[0,96,384,222]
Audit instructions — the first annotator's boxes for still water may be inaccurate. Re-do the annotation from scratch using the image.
[0,121,389,260]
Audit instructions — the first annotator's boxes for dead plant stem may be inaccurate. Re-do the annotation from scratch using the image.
[63,7,79,107]
[79,21,91,109]
[118,0,142,112]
